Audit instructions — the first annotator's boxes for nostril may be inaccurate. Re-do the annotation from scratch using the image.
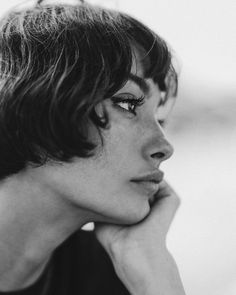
[151,152,165,159]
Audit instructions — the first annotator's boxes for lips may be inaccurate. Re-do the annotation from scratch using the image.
[130,170,164,196]
[130,170,164,184]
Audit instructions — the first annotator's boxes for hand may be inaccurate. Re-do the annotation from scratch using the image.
[94,181,186,295]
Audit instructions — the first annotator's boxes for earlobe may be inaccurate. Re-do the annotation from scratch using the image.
[94,102,106,121]
[93,102,111,130]
[94,102,102,115]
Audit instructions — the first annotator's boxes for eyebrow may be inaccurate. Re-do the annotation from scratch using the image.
[128,73,150,95]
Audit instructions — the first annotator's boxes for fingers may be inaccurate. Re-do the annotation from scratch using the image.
[145,181,181,235]
[95,181,181,247]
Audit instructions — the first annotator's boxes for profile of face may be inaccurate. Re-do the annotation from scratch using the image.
[33,47,174,225]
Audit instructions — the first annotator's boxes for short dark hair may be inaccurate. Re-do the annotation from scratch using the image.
[0,2,177,180]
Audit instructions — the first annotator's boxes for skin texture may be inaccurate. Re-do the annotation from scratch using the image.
[33,49,174,225]
[0,48,181,293]
[95,181,186,295]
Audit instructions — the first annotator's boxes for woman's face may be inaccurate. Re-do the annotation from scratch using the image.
[37,49,174,225]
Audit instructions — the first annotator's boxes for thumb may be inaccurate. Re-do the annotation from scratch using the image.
[145,181,181,235]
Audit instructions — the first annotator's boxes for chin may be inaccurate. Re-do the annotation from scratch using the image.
[107,200,151,225]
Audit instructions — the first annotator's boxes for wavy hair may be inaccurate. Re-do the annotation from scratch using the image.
[0,2,177,180]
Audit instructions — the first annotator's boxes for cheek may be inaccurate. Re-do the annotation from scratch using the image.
[98,122,137,175]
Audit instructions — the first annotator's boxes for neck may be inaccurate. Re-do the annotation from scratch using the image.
[0,171,91,292]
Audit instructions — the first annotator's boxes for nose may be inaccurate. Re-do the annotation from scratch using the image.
[150,138,174,162]
[142,129,174,166]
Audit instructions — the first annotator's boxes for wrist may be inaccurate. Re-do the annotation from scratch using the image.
[126,272,186,295]
[132,271,186,295]
[111,248,186,295]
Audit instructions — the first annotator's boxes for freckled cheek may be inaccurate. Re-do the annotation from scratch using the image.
[101,125,141,172]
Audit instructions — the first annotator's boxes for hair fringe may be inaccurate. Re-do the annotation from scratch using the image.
[0,3,177,180]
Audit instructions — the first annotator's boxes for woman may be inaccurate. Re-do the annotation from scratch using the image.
[0,1,186,294]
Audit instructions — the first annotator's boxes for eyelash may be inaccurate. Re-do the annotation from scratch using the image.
[111,94,166,127]
[111,94,145,115]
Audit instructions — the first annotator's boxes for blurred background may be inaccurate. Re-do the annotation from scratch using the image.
[0,0,235,294]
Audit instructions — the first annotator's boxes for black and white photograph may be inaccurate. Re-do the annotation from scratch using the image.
[0,0,235,294]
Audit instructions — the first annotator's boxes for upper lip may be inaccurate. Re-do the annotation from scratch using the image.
[130,170,164,184]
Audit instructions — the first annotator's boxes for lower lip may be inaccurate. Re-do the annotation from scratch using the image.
[130,181,160,196]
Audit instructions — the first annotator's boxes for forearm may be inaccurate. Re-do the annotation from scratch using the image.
[129,266,186,295]
[95,182,186,295]
[113,250,186,295]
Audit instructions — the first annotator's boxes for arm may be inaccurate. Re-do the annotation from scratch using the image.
[95,181,186,295]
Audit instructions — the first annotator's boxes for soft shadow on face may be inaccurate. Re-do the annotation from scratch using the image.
[37,46,174,226]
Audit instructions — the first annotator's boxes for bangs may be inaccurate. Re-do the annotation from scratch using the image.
[0,2,178,179]
[67,6,178,102]
[120,14,178,98]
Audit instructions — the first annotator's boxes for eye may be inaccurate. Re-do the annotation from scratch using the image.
[111,93,145,115]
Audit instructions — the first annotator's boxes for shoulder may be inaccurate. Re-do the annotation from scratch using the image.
[62,228,107,257]
[55,229,130,295]
[69,229,114,270]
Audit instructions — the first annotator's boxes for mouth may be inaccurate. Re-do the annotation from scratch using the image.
[130,180,161,197]
[130,170,164,183]
[130,170,164,197]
